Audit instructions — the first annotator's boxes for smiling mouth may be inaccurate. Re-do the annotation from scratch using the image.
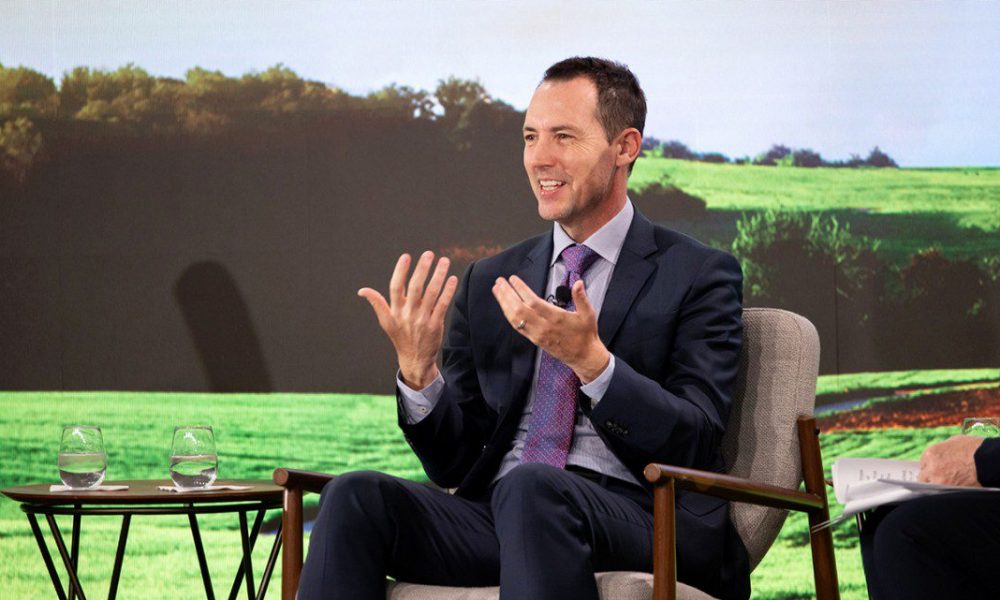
[538,179,565,192]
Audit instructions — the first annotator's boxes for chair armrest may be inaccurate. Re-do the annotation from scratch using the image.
[273,468,336,494]
[272,468,337,599]
[643,463,825,513]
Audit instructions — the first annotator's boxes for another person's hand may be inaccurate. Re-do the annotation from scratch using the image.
[917,435,984,487]
[492,276,609,383]
[358,251,458,389]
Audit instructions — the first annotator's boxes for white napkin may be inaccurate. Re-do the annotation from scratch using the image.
[49,484,129,492]
[157,485,252,493]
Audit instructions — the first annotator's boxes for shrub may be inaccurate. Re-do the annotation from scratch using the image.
[631,181,707,220]
[660,140,695,160]
[753,144,792,166]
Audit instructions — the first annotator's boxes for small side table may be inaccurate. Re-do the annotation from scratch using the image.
[1,479,283,600]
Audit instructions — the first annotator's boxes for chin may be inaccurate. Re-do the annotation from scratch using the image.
[536,201,568,223]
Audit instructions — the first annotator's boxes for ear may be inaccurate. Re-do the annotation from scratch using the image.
[615,128,642,168]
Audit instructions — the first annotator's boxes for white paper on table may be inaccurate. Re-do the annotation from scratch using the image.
[49,484,129,492]
[157,485,252,493]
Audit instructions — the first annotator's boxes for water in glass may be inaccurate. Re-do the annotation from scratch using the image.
[58,425,108,488]
[170,425,218,489]
[170,454,218,488]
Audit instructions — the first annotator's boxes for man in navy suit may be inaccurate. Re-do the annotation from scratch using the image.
[299,57,750,600]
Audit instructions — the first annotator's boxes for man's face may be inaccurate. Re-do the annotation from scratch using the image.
[522,77,618,234]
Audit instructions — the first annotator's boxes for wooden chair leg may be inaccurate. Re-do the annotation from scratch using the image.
[282,487,303,600]
[652,478,677,600]
[797,416,840,600]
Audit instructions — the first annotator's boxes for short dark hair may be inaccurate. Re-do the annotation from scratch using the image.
[542,57,646,143]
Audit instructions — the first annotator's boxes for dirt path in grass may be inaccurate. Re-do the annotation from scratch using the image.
[818,386,1000,431]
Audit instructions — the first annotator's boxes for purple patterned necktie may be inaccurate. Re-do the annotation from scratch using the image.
[521,244,600,468]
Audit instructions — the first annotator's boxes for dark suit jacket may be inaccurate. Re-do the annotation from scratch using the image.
[398,210,750,600]
[976,438,1000,487]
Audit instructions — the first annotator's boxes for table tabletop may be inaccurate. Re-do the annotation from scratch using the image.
[1,479,283,505]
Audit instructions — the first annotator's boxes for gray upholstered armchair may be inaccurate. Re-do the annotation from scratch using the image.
[274,307,838,599]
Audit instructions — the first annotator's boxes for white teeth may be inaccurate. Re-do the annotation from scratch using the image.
[539,180,564,190]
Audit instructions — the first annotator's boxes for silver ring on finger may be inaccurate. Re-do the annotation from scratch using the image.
[516,319,526,330]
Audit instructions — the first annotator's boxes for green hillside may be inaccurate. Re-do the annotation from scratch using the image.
[629,159,1000,261]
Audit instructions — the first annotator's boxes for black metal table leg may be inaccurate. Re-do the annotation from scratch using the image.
[45,513,88,600]
[27,512,68,600]
[256,521,282,599]
[70,508,81,600]
[228,508,267,600]
[107,514,131,600]
[189,510,215,600]
[239,512,255,599]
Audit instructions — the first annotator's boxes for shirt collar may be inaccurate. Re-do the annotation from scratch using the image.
[550,199,634,267]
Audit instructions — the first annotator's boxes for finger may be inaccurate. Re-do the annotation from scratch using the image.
[507,276,551,312]
[431,275,459,322]
[492,278,527,324]
[358,288,392,329]
[422,257,451,311]
[388,254,411,307]
[406,250,435,302]
[571,280,596,318]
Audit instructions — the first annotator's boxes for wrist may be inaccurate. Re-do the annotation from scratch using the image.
[400,362,439,390]
[575,342,610,384]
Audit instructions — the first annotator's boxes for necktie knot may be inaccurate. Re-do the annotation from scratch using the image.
[561,244,599,278]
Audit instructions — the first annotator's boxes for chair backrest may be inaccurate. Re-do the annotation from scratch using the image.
[721,308,820,570]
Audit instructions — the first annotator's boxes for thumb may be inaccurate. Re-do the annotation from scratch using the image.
[358,288,392,329]
[571,280,595,318]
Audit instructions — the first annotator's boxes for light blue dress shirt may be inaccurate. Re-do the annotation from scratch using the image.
[398,200,640,486]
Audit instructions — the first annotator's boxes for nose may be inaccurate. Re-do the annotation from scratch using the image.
[526,136,557,171]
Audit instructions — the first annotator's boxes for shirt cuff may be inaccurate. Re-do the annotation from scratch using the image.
[396,371,445,425]
[579,354,615,409]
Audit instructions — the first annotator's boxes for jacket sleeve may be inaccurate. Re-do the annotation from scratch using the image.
[396,262,496,488]
[975,438,1000,488]
[587,251,743,473]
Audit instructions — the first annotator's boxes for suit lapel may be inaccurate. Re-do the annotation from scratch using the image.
[598,212,657,347]
[506,235,552,418]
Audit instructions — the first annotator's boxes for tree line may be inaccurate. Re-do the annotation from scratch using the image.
[643,138,898,168]
[0,63,514,182]
[3,63,903,184]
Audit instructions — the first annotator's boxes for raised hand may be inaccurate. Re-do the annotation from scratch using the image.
[358,251,459,389]
[491,276,610,383]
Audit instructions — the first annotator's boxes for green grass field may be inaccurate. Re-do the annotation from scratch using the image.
[0,385,967,599]
[628,159,1000,261]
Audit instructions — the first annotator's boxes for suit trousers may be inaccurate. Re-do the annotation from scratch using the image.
[297,462,654,600]
[859,491,1000,600]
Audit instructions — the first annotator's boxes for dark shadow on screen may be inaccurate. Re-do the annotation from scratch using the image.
[175,261,273,392]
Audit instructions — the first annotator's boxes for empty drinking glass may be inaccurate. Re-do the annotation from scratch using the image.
[58,425,108,489]
[170,425,218,489]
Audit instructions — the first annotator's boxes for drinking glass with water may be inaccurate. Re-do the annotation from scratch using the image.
[170,425,218,489]
[962,417,1000,438]
[58,425,108,489]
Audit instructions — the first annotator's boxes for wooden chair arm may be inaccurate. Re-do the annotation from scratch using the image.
[273,468,337,599]
[643,464,825,513]
[273,468,336,494]
[642,416,838,600]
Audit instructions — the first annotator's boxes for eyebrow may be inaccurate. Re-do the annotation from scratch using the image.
[522,124,584,134]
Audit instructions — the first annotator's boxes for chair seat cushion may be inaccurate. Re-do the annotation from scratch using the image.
[386,571,717,600]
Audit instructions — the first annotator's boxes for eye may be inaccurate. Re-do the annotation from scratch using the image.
[523,133,536,143]
[556,132,572,141]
